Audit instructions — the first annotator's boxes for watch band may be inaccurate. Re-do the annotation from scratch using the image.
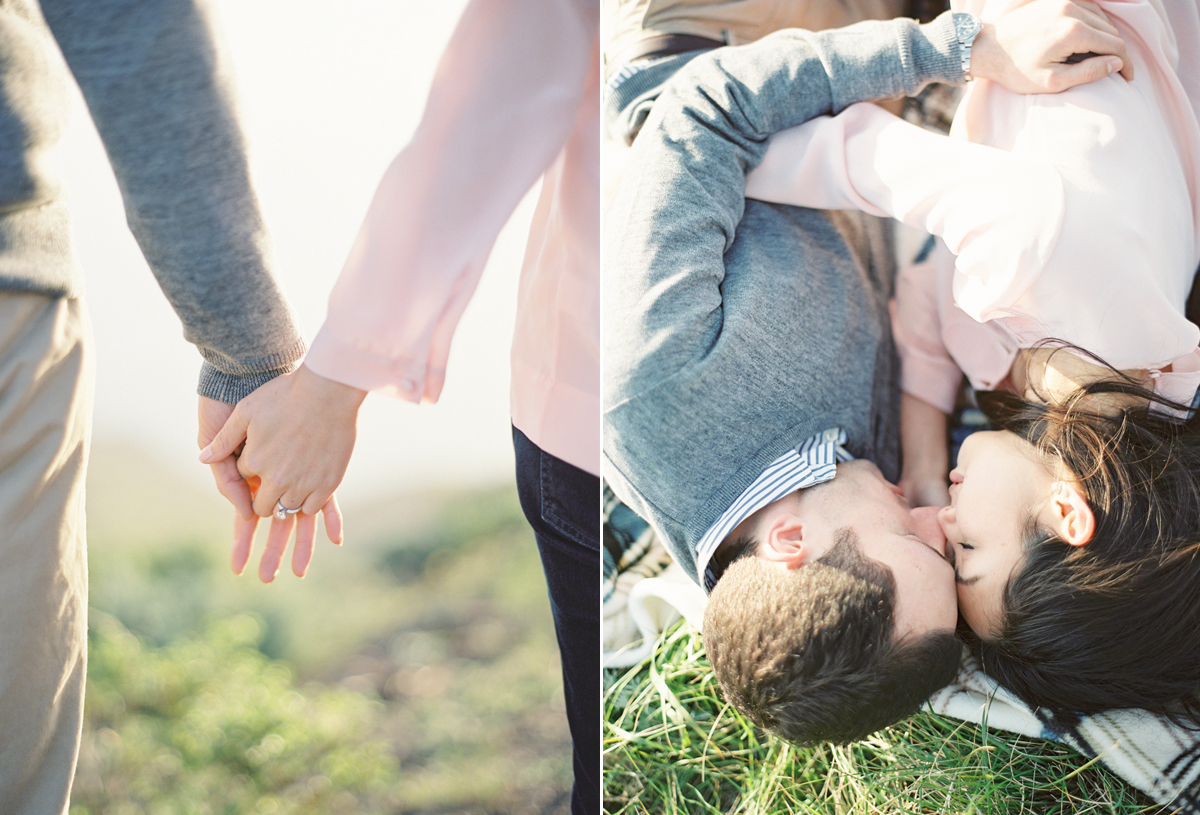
[953,12,982,80]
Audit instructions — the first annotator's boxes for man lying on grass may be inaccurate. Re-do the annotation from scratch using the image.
[603,0,1132,744]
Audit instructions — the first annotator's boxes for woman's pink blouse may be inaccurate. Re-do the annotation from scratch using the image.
[303,0,600,475]
[746,0,1200,415]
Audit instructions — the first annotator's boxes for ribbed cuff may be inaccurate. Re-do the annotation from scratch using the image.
[196,337,307,404]
[913,12,965,87]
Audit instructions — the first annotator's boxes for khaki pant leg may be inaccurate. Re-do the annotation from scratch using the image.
[0,293,93,815]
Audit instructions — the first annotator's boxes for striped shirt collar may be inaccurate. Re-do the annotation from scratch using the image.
[698,427,853,592]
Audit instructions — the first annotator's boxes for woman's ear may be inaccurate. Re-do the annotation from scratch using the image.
[757,513,807,568]
[1049,480,1095,546]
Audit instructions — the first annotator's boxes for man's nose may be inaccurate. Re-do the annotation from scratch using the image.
[910,505,946,549]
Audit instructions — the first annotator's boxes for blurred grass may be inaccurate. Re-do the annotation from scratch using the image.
[77,440,571,814]
[604,622,1169,815]
[74,613,399,814]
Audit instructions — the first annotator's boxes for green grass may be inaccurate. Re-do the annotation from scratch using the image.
[73,613,401,815]
[77,443,572,813]
[604,622,1168,815]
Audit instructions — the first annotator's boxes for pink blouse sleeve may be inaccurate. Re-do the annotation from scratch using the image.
[891,242,962,415]
[746,0,1200,373]
[745,102,1066,324]
[303,0,597,402]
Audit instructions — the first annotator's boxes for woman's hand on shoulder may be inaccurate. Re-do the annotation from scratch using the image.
[971,0,1133,94]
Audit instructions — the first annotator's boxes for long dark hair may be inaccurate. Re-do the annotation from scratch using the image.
[964,350,1200,725]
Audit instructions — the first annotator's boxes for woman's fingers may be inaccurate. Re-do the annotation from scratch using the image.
[224,364,363,516]
[226,487,342,581]
[258,515,295,583]
[241,460,336,520]
[273,488,309,521]
[247,473,305,519]
[322,495,344,546]
[231,512,259,575]
[292,512,318,577]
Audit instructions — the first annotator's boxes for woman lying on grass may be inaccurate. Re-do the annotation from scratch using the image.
[746,0,1200,722]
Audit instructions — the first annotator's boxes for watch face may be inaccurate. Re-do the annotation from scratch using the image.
[954,13,981,40]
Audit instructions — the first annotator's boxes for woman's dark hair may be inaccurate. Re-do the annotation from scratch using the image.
[964,346,1200,726]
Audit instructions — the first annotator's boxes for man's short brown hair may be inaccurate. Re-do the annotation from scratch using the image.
[702,528,962,745]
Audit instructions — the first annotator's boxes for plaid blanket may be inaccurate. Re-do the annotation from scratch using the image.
[603,485,1200,812]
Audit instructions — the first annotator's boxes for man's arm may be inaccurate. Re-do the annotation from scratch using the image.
[604,15,963,404]
[40,0,305,403]
[607,1,1132,400]
[603,16,966,562]
[40,0,312,575]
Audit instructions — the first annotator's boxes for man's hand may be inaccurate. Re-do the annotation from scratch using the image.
[198,396,263,572]
[971,0,1134,94]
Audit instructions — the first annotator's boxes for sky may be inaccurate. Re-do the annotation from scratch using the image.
[61,1,535,507]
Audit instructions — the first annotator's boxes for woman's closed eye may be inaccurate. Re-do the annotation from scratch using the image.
[957,541,975,551]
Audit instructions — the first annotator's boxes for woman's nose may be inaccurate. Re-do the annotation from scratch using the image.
[937,504,955,534]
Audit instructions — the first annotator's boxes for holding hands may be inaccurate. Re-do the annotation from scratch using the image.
[198,365,366,582]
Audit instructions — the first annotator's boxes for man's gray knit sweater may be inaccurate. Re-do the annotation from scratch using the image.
[603,14,963,581]
[3,0,304,402]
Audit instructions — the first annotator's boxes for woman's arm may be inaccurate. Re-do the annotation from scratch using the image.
[746,102,1066,323]
[202,0,597,580]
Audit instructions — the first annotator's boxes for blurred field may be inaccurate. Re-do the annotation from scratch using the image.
[75,440,571,814]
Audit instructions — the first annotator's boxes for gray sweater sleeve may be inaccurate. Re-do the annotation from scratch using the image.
[39,0,305,403]
[604,14,961,402]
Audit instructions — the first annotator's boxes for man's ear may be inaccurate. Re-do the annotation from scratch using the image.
[1049,481,1095,546]
[757,513,807,568]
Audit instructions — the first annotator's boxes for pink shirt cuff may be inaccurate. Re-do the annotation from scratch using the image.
[305,324,445,404]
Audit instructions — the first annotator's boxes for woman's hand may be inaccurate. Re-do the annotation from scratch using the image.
[972,0,1134,94]
[899,470,951,510]
[199,364,366,581]
[899,393,951,508]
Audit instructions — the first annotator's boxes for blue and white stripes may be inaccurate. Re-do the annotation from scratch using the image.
[699,427,853,592]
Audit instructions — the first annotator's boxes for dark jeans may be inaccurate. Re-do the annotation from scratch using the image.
[512,426,600,815]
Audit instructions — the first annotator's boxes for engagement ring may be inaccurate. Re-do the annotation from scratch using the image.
[274,500,302,521]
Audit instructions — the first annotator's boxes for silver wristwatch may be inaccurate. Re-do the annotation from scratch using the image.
[953,12,982,81]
